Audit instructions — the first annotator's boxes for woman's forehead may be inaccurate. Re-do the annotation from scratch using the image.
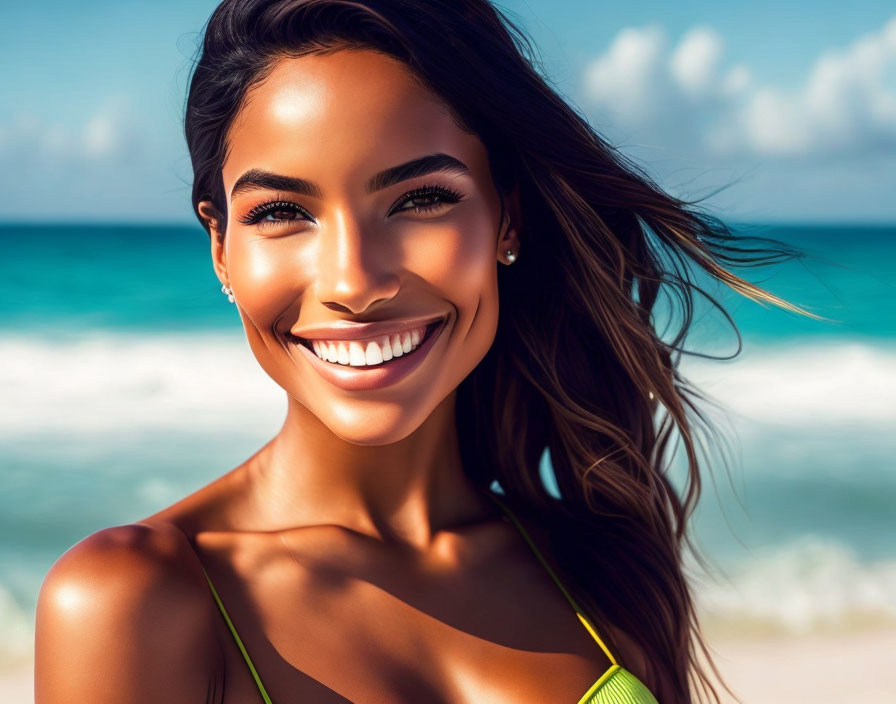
[222,50,480,191]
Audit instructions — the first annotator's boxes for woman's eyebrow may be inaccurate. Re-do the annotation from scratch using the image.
[230,153,470,202]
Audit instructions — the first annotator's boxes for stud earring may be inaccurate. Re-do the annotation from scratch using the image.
[504,249,517,264]
[221,283,235,303]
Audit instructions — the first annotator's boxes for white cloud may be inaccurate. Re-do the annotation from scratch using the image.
[720,64,752,98]
[0,95,139,163]
[669,26,725,98]
[83,98,132,159]
[0,95,188,220]
[582,24,671,125]
[582,14,896,159]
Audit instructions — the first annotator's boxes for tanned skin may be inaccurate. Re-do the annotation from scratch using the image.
[35,49,656,703]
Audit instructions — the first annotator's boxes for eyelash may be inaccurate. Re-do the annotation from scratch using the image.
[237,184,464,229]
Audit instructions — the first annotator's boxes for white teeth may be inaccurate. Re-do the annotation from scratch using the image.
[390,333,403,357]
[348,341,366,366]
[305,324,432,367]
[365,341,383,366]
[380,335,393,361]
[337,342,350,365]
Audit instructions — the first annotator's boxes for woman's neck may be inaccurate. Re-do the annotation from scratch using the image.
[237,390,496,550]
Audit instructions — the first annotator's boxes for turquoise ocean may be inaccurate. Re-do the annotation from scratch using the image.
[1,222,894,668]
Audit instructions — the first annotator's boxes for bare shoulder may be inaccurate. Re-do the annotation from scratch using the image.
[35,521,223,703]
[604,621,676,702]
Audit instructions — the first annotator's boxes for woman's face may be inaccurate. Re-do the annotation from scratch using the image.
[199,49,520,445]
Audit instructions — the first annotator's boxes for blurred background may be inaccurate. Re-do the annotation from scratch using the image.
[2,1,894,701]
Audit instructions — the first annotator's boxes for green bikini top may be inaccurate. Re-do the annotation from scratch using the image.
[200,493,660,704]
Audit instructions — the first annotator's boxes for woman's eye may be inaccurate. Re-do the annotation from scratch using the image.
[238,201,309,228]
[239,185,464,229]
[390,185,464,216]
[264,207,302,222]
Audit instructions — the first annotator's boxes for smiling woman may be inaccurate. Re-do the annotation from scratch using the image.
[33,1,819,704]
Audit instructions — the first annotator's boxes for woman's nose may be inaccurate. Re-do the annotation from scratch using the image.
[313,210,400,315]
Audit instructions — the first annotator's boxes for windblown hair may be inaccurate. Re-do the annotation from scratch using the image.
[184,1,821,701]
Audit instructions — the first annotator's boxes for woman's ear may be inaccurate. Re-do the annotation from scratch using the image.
[197,200,229,287]
[497,183,522,264]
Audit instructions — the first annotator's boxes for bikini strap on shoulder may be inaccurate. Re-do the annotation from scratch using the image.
[484,491,618,666]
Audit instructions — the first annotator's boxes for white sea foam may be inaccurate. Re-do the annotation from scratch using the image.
[1,332,894,438]
[691,535,896,635]
[679,340,896,426]
[0,330,284,438]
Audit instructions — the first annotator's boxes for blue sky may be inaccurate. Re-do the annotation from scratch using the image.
[1,0,894,223]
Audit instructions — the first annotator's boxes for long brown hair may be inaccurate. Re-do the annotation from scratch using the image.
[184,1,823,701]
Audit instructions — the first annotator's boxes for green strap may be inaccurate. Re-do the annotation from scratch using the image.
[201,566,274,704]
[484,491,617,666]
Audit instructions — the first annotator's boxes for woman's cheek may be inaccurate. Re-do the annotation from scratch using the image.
[231,233,311,323]
[406,214,496,293]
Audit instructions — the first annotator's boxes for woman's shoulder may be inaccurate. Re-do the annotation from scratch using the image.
[601,620,677,702]
[39,519,209,596]
[494,495,675,701]
[35,521,223,702]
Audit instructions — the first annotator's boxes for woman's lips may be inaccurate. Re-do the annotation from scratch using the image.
[287,316,448,391]
[289,314,446,342]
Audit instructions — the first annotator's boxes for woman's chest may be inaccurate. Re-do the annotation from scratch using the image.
[201,526,612,704]
[213,588,610,704]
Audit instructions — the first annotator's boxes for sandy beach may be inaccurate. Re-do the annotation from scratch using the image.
[4,627,895,703]
[0,667,31,704]
[694,626,896,703]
